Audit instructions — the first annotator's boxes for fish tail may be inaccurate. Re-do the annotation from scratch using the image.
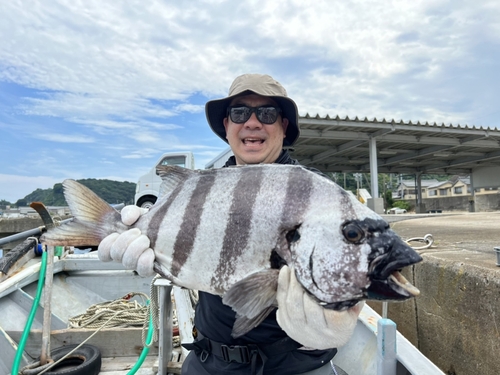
[40,179,124,246]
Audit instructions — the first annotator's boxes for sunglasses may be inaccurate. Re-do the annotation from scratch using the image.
[227,105,282,124]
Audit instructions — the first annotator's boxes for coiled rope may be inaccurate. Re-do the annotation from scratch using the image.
[405,233,434,250]
[68,292,150,329]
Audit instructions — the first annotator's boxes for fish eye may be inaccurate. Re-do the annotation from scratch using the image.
[342,223,364,244]
[286,228,301,243]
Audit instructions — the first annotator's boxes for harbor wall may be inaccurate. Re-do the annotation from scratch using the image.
[414,194,500,212]
[370,250,500,375]
[0,217,44,251]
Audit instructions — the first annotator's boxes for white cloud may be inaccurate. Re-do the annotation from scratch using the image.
[33,133,96,143]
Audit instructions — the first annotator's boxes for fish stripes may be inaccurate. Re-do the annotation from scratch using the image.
[211,166,265,289]
[280,167,314,228]
[147,181,185,249]
[170,172,217,277]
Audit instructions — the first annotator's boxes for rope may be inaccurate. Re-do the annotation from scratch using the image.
[142,275,181,348]
[143,275,161,345]
[405,233,434,250]
[68,292,150,329]
[189,289,199,307]
[21,296,144,375]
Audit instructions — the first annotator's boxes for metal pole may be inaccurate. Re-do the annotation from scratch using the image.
[0,218,74,247]
[369,137,379,199]
[156,279,173,375]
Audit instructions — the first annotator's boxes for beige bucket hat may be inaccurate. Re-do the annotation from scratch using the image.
[205,74,300,146]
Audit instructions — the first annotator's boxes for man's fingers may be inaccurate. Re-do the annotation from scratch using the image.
[136,249,155,277]
[97,233,119,262]
[110,228,142,262]
[121,234,151,269]
[121,205,147,226]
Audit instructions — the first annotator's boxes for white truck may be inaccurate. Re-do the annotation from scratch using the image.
[134,152,195,208]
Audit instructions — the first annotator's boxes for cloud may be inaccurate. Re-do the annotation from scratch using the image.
[33,133,96,143]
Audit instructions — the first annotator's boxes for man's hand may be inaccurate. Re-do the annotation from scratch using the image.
[276,265,363,350]
[97,205,155,277]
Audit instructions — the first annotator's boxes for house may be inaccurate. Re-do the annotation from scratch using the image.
[397,175,497,200]
[396,179,440,200]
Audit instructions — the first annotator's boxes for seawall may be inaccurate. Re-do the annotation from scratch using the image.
[371,212,500,375]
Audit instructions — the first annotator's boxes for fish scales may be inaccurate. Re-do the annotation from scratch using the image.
[211,166,266,289]
[154,167,243,291]
[219,166,293,291]
[170,172,217,277]
[144,173,201,275]
[147,178,186,249]
[297,186,377,301]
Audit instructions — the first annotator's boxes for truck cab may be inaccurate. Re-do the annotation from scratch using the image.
[134,152,195,208]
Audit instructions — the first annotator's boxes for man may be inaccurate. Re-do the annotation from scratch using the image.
[99,74,361,375]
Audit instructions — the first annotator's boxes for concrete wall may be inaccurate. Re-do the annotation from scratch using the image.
[475,194,500,211]
[0,217,44,251]
[473,166,500,188]
[0,217,44,234]
[405,194,500,212]
[370,251,500,375]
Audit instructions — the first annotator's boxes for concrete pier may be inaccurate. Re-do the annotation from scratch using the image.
[0,217,44,251]
[371,212,500,375]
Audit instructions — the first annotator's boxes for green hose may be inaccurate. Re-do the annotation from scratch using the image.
[11,250,48,375]
[127,303,155,375]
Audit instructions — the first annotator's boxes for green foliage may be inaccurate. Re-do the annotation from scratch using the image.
[384,190,394,208]
[14,179,136,207]
[392,200,412,211]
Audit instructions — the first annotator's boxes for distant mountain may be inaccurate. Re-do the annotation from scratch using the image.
[13,179,136,207]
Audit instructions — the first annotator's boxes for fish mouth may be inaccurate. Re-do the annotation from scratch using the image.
[366,237,423,301]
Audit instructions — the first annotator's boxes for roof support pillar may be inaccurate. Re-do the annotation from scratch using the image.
[415,172,426,213]
[369,137,379,198]
[469,173,476,212]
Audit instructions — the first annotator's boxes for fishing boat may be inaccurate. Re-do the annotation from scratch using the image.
[0,225,445,375]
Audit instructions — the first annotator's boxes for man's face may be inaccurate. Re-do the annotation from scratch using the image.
[223,94,289,165]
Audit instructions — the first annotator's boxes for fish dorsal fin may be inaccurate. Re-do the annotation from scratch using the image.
[156,165,195,198]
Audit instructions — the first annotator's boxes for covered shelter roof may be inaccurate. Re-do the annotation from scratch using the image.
[290,115,500,175]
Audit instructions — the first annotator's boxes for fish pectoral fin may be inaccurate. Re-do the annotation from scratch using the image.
[231,307,275,338]
[222,269,279,330]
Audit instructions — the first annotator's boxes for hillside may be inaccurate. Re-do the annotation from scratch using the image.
[9,179,136,207]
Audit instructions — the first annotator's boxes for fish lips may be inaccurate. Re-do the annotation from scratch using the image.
[366,236,423,301]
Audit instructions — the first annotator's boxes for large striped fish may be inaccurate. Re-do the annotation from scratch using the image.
[41,164,422,337]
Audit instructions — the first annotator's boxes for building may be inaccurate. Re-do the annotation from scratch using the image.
[397,175,499,201]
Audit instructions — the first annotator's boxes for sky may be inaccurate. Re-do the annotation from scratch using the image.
[1,0,499,203]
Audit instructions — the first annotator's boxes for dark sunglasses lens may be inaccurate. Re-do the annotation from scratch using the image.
[230,107,251,123]
[257,107,278,124]
[229,106,279,124]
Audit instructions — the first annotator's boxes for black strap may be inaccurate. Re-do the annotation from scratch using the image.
[182,332,302,375]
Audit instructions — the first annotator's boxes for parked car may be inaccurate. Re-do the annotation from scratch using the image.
[134,152,195,209]
[389,207,407,214]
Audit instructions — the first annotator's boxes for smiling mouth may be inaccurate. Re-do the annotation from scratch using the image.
[242,138,265,145]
